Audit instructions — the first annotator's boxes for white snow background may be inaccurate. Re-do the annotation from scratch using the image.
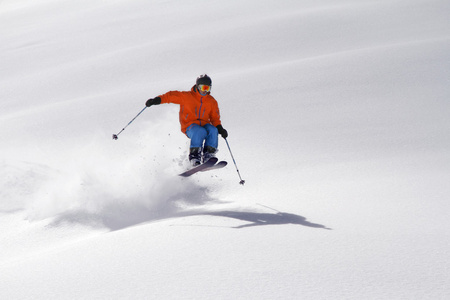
[1,0,450,299]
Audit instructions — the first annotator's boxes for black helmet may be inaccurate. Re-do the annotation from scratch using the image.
[196,74,212,86]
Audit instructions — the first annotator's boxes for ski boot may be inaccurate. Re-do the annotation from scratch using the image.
[189,147,202,166]
[203,146,217,163]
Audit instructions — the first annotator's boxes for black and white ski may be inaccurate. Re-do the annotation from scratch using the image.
[201,160,227,172]
[179,157,227,177]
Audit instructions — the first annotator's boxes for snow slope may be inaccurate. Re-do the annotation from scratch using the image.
[1,0,450,299]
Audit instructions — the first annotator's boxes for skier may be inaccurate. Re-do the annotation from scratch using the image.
[145,74,228,166]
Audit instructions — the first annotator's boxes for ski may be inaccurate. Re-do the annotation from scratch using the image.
[201,161,227,172]
[179,157,218,177]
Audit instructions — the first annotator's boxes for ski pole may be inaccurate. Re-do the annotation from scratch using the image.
[224,138,245,185]
[112,106,147,140]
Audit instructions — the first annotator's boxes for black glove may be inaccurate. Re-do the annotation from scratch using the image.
[145,97,161,107]
[216,124,228,139]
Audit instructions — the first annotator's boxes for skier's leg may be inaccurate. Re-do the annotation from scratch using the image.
[186,124,207,165]
[203,124,218,148]
[186,124,208,148]
[202,124,219,161]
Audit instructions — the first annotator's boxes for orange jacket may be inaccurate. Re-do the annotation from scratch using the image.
[159,86,222,134]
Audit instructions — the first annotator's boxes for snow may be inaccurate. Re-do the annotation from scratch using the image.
[1,0,450,299]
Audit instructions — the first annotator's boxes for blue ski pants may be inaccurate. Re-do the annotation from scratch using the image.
[186,123,218,149]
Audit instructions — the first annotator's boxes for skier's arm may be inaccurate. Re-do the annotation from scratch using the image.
[210,100,228,138]
[159,91,184,105]
[145,91,184,107]
[209,99,221,126]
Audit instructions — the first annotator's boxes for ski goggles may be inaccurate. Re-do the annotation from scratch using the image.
[198,84,211,92]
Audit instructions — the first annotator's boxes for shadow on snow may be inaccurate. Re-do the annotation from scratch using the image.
[202,210,331,230]
[49,202,332,231]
